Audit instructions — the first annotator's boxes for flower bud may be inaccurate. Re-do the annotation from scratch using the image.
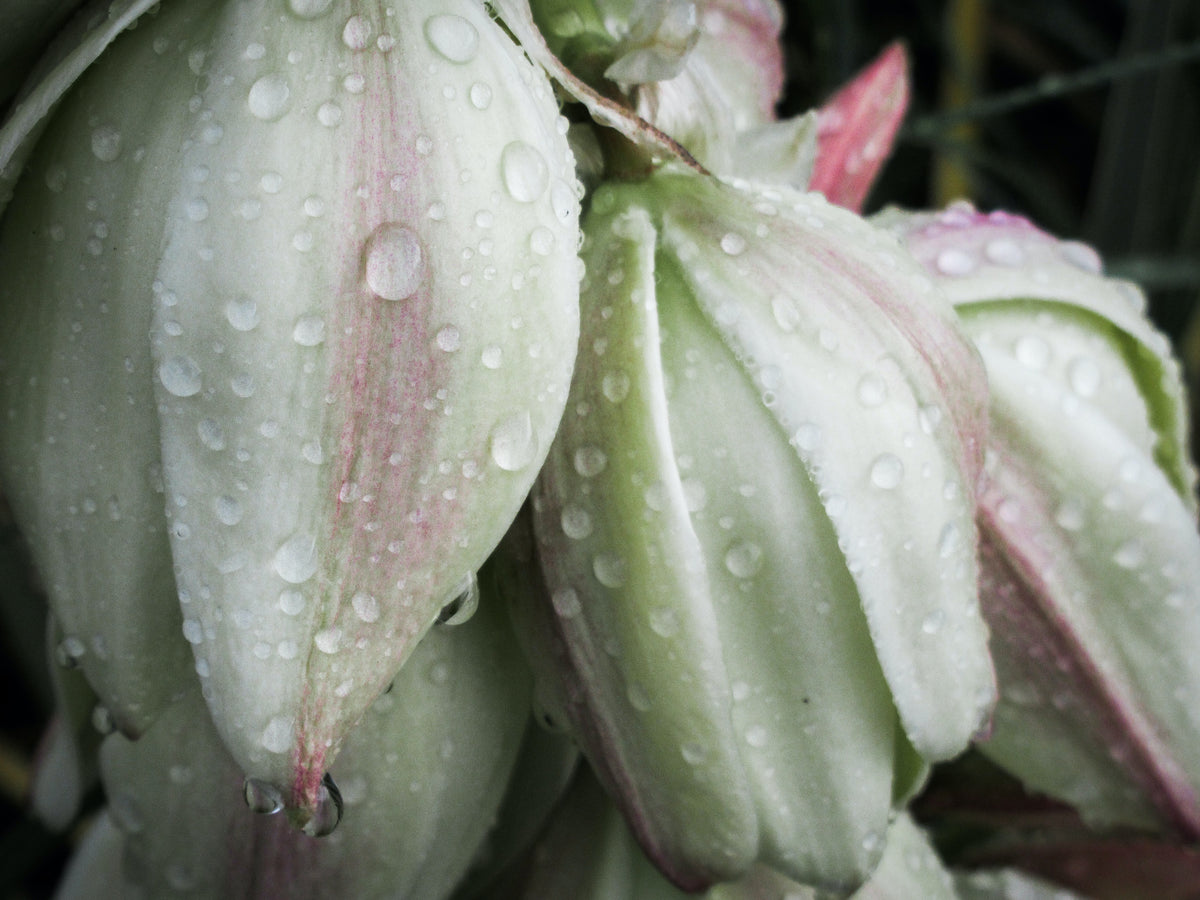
[508,171,994,889]
[0,0,581,822]
[881,203,1200,837]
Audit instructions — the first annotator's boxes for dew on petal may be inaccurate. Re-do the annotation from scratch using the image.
[501,142,549,203]
[364,223,424,300]
[424,14,479,63]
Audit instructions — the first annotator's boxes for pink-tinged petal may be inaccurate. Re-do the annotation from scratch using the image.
[885,204,1200,836]
[811,42,909,212]
[95,589,531,897]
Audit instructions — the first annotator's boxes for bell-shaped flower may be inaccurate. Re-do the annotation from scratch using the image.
[880,203,1200,838]
[0,0,581,824]
[504,169,995,890]
[54,587,534,897]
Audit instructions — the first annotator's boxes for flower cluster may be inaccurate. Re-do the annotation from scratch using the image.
[0,0,1195,897]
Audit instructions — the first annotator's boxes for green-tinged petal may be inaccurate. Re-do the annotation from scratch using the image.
[0,0,160,213]
[955,868,1087,900]
[0,0,81,109]
[884,204,1200,836]
[511,170,992,890]
[2,0,581,820]
[53,813,131,900]
[0,0,218,736]
[98,588,530,896]
[655,175,994,759]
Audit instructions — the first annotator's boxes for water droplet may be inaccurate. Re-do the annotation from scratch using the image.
[489,411,538,471]
[316,102,342,127]
[1060,240,1102,273]
[314,628,342,653]
[469,82,493,109]
[856,373,887,407]
[648,607,679,637]
[435,325,461,352]
[529,226,555,256]
[560,505,592,540]
[480,345,503,369]
[501,141,549,203]
[918,404,943,434]
[158,355,202,397]
[424,14,480,62]
[198,418,225,450]
[243,778,284,814]
[720,232,746,255]
[342,15,371,50]
[771,295,800,332]
[680,742,707,765]
[937,522,961,558]
[302,773,343,837]
[744,725,768,748]
[1014,335,1050,369]
[91,126,121,162]
[551,586,581,618]
[248,74,291,121]
[984,239,1024,266]
[352,592,380,623]
[592,552,626,588]
[551,180,576,223]
[293,315,325,346]
[261,716,294,753]
[55,637,86,668]
[724,541,763,578]
[791,422,821,452]
[1055,499,1085,531]
[363,222,424,301]
[214,495,243,525]
[602,371,631,403]
[935,247,976,276]
[574,445,608,477]
[921,609,945,634]
[1114,539,1145,570]
[225,295,259,331]
[286,0,334,16]
[274,533,318,583]
[437,572,479,625]
[870,453,904,489]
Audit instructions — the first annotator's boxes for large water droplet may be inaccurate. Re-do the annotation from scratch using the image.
[870,453,904,489]
[574,445,608,477]
[560,505,593,539]
[602,371,631,403]
[342,15,371,50]
[592,552,626,588]
[501,142,549,203]
[159,355,202,397]
[293,315,325,346]
[248,74,291,121]
[225,295,259,331]
[214,495,243,526]
[424,14,479,63]
[91,126,121,162]
[437,573,479,625]
[364,223,423,300]
[551,586,581,618]
[243,778,284,814]
[724,541,764,578]
[352,592,380,623]
[274,534,318,583]
[490,411,538,471]
[302,773,343,837]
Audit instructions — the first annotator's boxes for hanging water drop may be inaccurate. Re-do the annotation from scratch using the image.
[274,534,318,584]
[243,777,284,814]
[437,572,480,625]
[302,773,344,837]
